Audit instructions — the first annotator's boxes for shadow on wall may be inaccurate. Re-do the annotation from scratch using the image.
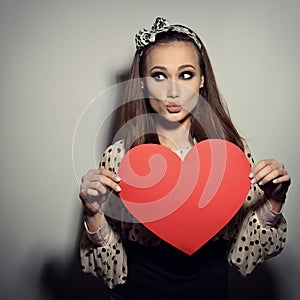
[39,69,281,300]
[39,211,110,300]
[39,71,129,300]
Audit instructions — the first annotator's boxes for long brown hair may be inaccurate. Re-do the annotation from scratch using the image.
[121,30,244,152]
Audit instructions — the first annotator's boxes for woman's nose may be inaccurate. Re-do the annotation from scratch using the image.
[167,80,180,99]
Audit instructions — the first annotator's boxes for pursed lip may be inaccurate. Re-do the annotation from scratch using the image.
[166,103,182,113]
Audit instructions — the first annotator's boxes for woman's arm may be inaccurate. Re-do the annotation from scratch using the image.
[227,142,289,276]
[79,141,128,289]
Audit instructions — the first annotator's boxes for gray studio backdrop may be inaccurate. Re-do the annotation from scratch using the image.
[0,1,299,299]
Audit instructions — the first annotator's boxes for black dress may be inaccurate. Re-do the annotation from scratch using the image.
[113,239,230,300]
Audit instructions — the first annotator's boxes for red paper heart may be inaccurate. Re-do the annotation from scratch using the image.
[118,139,250,255]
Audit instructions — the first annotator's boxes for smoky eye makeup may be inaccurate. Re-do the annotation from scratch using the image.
[149,64,198,82]
[150,72,167,81]
[179,71,195,80]
[150,71,196,81]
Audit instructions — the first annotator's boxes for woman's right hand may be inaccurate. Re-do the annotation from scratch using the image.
[79,168,121,217]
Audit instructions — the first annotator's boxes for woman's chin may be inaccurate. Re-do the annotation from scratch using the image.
[158,112,190,125]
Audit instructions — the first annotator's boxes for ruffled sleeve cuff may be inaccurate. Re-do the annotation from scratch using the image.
[84,214,115,246]
[256,198,283,228]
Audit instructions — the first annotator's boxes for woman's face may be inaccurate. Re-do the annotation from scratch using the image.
[144,41,204,125]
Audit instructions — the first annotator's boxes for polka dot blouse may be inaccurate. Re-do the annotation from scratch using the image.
[80,140,287,289]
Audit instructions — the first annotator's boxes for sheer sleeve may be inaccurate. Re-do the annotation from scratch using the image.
[80,141,128,288]
[227,141,287,276]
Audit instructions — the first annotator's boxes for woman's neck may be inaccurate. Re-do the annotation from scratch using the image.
[154,115,194,151]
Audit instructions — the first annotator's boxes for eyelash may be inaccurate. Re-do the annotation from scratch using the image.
[150,71,195,81]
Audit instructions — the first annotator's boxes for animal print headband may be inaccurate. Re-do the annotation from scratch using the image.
[135,17,202,52]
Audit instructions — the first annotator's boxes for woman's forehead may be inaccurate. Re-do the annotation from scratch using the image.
[145,42,200,69]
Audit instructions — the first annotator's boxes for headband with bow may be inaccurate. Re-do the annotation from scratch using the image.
[135,17,202,52]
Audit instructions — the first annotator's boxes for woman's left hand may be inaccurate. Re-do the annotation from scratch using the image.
[250,159,291,211]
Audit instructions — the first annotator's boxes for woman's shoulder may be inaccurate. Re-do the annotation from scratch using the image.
[241,138,256,167]
[99,139,125,171]
[102,139,126,159]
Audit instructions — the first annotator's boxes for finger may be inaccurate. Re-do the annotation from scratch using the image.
[82,169,103,183]
[85,174,102,183]
[81,179,108,197]
[257,168,286,186]
[86,173,120,185]
[98,168,121,182]
[250,159,276,177]
[83,192,101,212]
[79,191,87,201]
[86,188,100,197]
[250,163,277,184]
[272,174,291,184]
[82,173,121,194]
[87,168,101,176]
[99,174,122,192]
[88,181,107,195]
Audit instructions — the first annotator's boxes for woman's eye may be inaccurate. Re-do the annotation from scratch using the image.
[151,72,166,81]
[180,71,194,80]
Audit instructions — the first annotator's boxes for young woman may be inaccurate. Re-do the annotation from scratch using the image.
[79,17,290,299]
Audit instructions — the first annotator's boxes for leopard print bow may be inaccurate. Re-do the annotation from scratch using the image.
[135,17,202,51]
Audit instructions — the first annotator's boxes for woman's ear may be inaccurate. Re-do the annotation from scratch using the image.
[200,75,205,88]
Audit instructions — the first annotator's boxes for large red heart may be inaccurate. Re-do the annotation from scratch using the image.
[118,139,250,255]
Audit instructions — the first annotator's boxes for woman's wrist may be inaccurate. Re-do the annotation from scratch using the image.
[267,198,284,213]
[84,211,103,232]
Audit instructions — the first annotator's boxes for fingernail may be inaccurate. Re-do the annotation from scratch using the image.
[249,172,254,179]
[258,180,264,186]
[115,175,121,182]
[273,179,278,184]
[251,178,257,184]
[114,185,121,192]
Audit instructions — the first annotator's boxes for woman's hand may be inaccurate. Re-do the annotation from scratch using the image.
[249,159,291,212]
[79,168,121,230]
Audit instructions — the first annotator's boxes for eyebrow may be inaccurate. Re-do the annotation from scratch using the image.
[149,64,197,72]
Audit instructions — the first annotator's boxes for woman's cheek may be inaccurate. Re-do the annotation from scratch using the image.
[145,79,168,100]
[149,98,164,114]
[182,91,198,113]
